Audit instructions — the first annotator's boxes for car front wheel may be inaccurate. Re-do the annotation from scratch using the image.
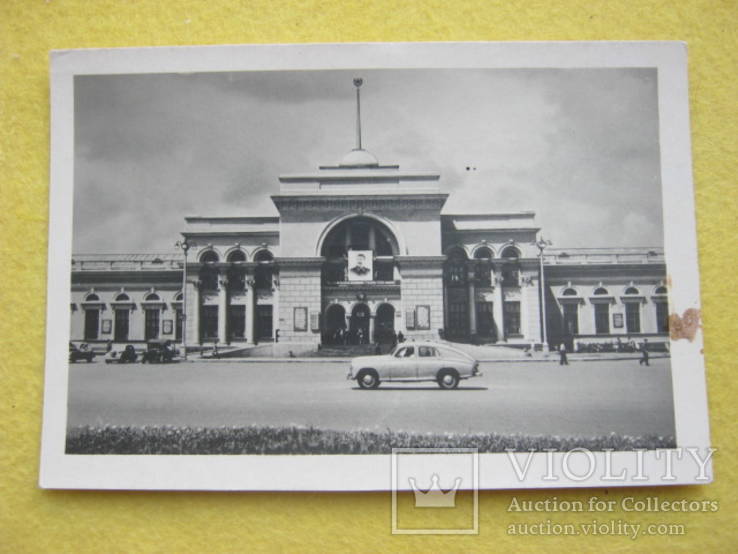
[437,369,460,390]
[356,369,380,390]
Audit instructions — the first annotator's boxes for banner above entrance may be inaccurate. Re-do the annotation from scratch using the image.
[348,250,372,282]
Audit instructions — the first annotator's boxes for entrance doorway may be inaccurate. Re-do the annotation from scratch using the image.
[84,308,99,341]
[350,303,370,344]
[446,287,468,339]
[374,303,395,343]
[476,301,496,341]
[324,304,347,344]
[228,305,246,341]
[256,305,273,342]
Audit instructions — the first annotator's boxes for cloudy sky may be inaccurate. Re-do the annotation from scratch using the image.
[73,67,663,254]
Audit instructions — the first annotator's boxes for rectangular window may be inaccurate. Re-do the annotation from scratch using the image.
[476,302,494,337]
[562,303,579,335]
[201,305,218,340]
[84,309,99,341]
[594,303,610,334]
[656,301,669,333]
[501,268,519,287]
[503,301,521,336]
[114,309,129,341]
[475,265,492,286]
[144,309,160,340]
[255,267,272,289]
[258,305,274,340]
[228,305,245,340]
[625,302,641,333]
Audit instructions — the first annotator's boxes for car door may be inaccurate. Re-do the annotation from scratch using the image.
[390,346,417,379]
[416,346,441,379]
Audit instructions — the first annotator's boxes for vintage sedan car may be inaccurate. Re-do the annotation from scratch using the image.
[69,342,96,363]
[347,341,482,389]
[104,344,138,364]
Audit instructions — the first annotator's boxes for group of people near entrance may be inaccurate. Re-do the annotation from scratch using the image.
[328,327,405,347]
[558,339,651,366]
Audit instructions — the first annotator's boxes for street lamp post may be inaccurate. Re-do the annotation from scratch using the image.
[175,238,195,360]
[535,237,552,349]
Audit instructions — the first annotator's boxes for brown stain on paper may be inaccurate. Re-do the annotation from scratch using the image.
[669,308,701,341]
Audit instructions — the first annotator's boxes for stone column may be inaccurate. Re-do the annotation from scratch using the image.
[521,274,529,342]
[369,313,375,343]
[467,268,477,336]
[494,271,505,341]
[217,270,228,345]
[185,276,200,346]
[272,277,280,340]
[246,276,256,344]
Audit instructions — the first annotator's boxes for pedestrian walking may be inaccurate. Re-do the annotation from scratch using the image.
[558,342,569,365]
[639,338,650,366]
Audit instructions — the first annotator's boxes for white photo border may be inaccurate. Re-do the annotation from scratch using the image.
[40,41,710,491]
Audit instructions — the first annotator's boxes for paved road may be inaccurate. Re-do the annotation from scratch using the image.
[67,359,675,438]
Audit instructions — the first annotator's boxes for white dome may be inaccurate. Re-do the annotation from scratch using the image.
[339,149,379,167]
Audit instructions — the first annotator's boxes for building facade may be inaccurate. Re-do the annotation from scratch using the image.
[70,83,669,352]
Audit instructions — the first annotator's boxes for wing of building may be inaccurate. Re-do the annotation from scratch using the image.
[70,81,669,354]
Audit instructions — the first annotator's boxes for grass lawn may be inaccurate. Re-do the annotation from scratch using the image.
[66,424,676,455]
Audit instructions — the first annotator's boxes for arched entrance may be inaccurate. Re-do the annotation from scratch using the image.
[374,303,395,343]
[350,303,370,344]
[324,304,347,344]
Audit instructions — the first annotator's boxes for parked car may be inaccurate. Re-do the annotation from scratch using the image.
[347,341,482,390]
[104,344,138,364]
[69,342,96,363]
[141,339,178,363]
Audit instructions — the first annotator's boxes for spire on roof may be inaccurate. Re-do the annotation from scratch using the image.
[340,77,379,167]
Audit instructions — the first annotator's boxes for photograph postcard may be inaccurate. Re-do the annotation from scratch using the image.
[40,41,711,491]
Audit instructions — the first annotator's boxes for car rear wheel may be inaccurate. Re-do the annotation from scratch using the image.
[356,369,380,390]
[437,369,460,390]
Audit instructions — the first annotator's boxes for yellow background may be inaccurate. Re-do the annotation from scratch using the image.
[1,1,736,551]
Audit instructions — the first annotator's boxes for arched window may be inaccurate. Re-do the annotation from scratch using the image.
[625,286,640,295]
[593,287,609,295]
[473,247,493,286]
[113,294,131,341]
[199,250,219,264]
[320,216,399,284]
[174,292,183,302]
[84,293,100,302]
[474,246,493,260]
[500,246,520,286]
[254,250,274,289]
[321,216,399,258]
[655,286,667,294]
[500,246,521,260]
[562,288,578,296]
[143,294,161,340]
[227,249,246,263]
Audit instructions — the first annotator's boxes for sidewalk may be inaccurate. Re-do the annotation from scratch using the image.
[188,352,670,364]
